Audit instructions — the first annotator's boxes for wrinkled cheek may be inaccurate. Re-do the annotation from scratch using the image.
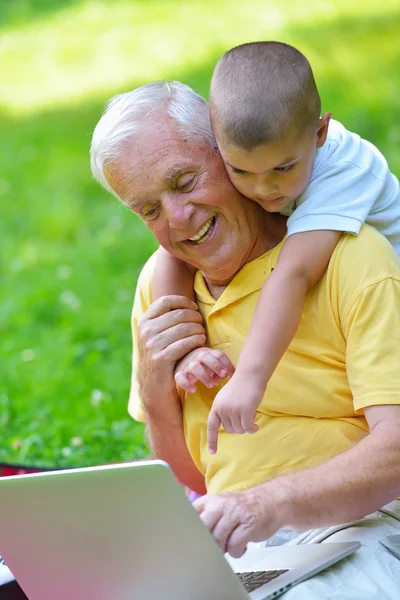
[149,223,170,248]
[231,180,251,198]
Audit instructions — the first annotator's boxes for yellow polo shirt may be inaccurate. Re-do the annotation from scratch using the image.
[129,225,400,493]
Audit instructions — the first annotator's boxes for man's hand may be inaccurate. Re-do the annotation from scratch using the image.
[175,348,235,393]
[207,372,264,454]
[193,486,281,558]
[137,296,206,401]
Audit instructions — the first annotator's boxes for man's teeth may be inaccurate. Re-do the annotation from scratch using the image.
[188,218,214,243]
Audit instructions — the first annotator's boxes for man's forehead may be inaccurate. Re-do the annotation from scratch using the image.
[134,153,200,181]
[129,128,201,170]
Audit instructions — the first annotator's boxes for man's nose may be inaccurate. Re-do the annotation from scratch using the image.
[162,193,195,229]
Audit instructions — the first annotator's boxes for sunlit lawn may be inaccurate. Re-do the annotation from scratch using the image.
[1,0,399,467]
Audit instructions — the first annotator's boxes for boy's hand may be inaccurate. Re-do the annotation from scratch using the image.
[207,373,263,454]
[175,348,235,393]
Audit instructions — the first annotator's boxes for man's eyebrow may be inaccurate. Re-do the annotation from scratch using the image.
[124,164,198,208]
[125,196,146,210]
[167,165,197,181]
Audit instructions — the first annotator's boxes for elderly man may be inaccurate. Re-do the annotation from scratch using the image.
[91,81,400,597]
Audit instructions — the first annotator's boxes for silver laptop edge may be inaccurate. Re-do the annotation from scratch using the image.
[0,460,360,599]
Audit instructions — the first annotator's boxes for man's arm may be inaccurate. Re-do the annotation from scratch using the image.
[270,404,400,528]
[194,404,400,557]
[136,296,207,494]
[195,238,400,556]
[145,400,206,495]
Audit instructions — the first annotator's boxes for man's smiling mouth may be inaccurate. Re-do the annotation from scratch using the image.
[187,217,215,245]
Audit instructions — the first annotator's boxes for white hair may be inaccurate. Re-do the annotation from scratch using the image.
[90,81,217,198]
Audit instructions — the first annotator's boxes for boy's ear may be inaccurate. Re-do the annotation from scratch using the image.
[316,112,331,148]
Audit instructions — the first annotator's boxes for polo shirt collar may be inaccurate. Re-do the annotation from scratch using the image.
[194,239,284,312]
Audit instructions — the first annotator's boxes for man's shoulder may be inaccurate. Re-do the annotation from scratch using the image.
[332,225,400,285]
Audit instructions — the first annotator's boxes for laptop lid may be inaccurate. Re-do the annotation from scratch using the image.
[0,460,359,600]
[0,460,249,600]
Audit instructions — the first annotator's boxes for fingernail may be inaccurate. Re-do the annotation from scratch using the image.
[219,369,227,376]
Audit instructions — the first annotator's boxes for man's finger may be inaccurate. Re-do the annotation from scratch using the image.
[144,296,198,319]
[192,495,205,515]
[140,309,203,341]
[226,524,250,558]
[207,410,221,454]
[166,333,207,362]
[155,322,206,352]
[212,511,241,554]
[198,507,223,534]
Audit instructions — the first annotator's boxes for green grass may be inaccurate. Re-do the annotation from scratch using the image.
[1,0,399,468]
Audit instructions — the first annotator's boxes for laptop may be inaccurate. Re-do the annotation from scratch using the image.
[0,460,359,599]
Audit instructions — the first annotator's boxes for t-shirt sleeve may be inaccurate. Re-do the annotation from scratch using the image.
[287,160,387,237]
[128,252,158,422]
[343,276,400,413]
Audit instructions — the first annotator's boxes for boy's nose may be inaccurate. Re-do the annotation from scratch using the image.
[253,181,277,198]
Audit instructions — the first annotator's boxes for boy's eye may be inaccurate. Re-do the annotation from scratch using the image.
[231,167,247,175]
[274,164,295,173]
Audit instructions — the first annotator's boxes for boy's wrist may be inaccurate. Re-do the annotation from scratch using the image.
[235,359,272,388]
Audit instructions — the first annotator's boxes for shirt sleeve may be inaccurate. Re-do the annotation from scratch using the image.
[343,276,400,412]
[128,252,158,422]
[287,159,388,237]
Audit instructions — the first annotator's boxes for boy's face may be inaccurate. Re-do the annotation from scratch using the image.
[217,114,330,213]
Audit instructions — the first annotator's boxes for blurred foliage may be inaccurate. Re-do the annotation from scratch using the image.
[0,0,399,467]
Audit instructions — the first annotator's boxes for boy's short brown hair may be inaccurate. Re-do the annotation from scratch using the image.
[210,41,321,150]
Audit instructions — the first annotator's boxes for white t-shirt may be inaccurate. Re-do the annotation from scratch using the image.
[282,119,400,254]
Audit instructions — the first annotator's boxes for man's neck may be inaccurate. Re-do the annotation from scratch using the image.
[205,212,287,299]
[205,281,228,300]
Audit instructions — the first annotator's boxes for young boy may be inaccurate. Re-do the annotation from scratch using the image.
[153,41,400,454]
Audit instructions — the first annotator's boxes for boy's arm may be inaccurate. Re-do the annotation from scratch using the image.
[237,230,342,383]
[207,230,342,451]
[152,246,196,300]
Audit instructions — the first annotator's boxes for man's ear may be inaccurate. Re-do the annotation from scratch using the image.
[316,112,331,148]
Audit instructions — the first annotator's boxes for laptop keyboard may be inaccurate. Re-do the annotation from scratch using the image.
[236,569,288,593]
